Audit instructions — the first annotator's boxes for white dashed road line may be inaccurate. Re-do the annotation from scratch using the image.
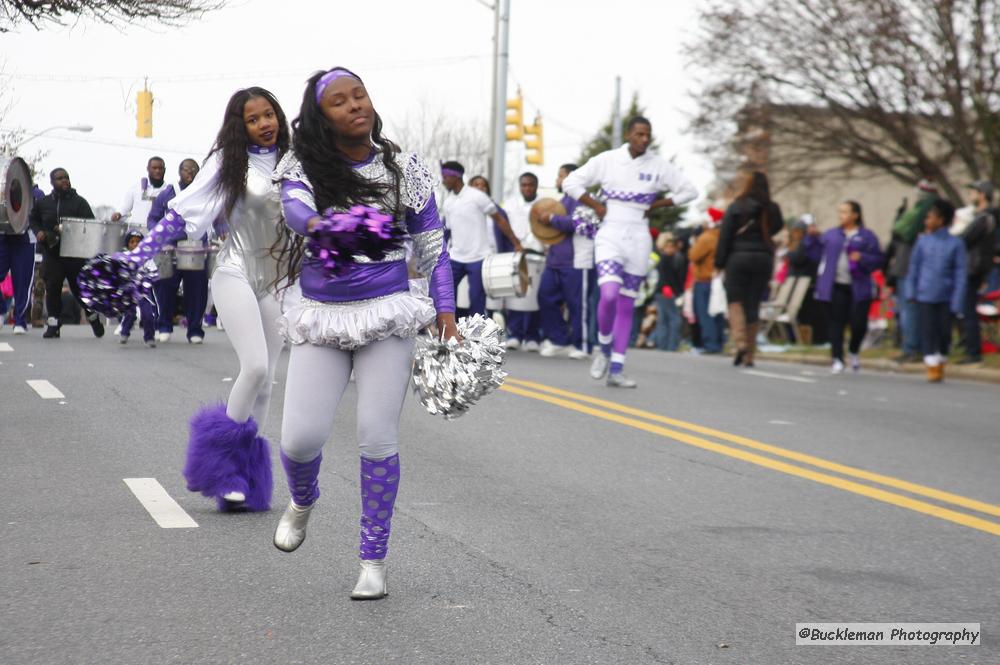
[741,370,817,384]
[26,380,65,399]
[123,478,199,529]
[0,343,12,352]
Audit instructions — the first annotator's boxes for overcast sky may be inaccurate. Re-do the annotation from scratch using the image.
[2,0,711,211]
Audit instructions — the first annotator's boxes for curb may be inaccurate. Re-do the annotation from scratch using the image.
[757,352,1000,385]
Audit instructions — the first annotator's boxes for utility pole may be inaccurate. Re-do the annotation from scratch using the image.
[488,0,510,197]
[611,75,622,147]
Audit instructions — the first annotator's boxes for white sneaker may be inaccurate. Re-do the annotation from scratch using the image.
[156,332,171,343]
[831,359,845,374]
[522,340,541,353]
[505,337,521,350]
[848,354,860,372]
[189,336,204,344]
[539,340,568,357]
[12,325,26,335]
[568,348,589,360]
[607,372,638,388]
[216,319,225,331]
[590,353,610,379]
[119,334,129,345]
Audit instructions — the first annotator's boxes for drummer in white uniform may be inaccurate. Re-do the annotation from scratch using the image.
[111,156,169,231]
[502,172,544,351]
[440,161,521,316]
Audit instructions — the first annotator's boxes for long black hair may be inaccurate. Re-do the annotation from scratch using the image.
[208,86,289,219]
[273,67,403,291]
[736,170,774,244]
[843,200,865,227]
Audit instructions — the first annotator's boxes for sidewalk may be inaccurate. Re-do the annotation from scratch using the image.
[757,350,1000,384]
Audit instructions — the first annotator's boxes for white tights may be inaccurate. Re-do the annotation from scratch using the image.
[211,266,284,427]
[280,336,415,463]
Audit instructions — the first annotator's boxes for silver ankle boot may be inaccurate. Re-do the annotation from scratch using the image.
[273,501,314,552]
[350,559,388,600]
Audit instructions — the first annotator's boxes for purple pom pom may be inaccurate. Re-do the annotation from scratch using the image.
[305,204,404,276]
[77,253,153,318]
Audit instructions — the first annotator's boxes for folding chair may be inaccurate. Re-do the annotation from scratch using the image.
[759,277,798,341]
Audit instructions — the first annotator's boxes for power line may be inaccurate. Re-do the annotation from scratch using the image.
[0,127,202,155]
[507,64,590,139]
[7,54,493,85]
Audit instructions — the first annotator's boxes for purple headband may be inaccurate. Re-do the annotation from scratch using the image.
[315,69,360,104]
[441,168,463,179]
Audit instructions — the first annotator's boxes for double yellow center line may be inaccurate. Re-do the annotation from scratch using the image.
[500,378,1000,537]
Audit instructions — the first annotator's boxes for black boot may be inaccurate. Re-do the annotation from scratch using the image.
[42,316,60,339]
[87,312,105,338]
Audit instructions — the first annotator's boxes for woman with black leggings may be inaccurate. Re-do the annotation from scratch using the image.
[805,201,883,373]
[714,171,783,367]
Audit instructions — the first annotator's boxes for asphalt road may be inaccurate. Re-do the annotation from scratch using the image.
[2,323,997,665]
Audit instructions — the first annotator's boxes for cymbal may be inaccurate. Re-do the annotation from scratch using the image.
[529,198,567,246]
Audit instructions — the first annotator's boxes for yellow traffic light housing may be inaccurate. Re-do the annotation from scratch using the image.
[505,93,524,141]
[524,115,543,165]
[136,85,153,139]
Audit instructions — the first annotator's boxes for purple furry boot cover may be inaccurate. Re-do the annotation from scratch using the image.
[359,454,400,560]
[182,403,273,512]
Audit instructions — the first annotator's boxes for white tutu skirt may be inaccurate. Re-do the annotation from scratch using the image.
[279,279,435,350]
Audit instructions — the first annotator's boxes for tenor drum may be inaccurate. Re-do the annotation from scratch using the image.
[154,247,176,279]
[58,217,126,258]
[175,240,209,271]
[482,251,529,299]
[0,156,32,235]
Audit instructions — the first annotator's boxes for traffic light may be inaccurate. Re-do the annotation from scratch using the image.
[505,92,524,141]
[524,114,544,165]
[136,85,153,139]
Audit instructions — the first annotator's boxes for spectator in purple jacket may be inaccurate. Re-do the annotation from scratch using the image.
[805,201,883,374]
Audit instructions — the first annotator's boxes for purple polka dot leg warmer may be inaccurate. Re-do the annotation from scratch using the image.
[359,454,400,560]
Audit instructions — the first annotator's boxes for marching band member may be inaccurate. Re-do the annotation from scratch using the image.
[29,168,104,339]
[126,87,290,512]
[502,172,544,351]
[0,180,42,335]
[271,67,457,600]
[146,158,210,344]
[536,163,594,359]
[112,156,169,230]
[441,161,521,316]
[563,116,698,388]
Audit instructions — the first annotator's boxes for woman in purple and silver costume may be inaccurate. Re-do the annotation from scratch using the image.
[126,87,290,512]
[270,67,458,600]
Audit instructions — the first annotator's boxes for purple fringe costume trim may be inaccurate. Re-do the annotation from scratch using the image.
[182,403,273,512]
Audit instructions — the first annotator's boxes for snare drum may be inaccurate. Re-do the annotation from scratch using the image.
[58,217,126,258]
[175,240,208,271]
[482,251,529,299]
[0,156,32,235]
[154,248,176,279]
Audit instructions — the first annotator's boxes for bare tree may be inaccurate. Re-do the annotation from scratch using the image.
[387,103,490,181]
[690,0,1000,202]
[1,0,222,32]
[0,67,47,177]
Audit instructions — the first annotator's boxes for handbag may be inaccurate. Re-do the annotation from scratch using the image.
[708,274,728,318]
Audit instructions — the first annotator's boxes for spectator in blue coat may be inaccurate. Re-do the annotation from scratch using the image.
[805,201,883,373]
[904,199,967,382]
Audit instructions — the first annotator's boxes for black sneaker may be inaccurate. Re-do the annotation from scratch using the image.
[42,325,60,339]
[87,313,105,338]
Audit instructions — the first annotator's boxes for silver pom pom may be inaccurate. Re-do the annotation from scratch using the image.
[412,314,508,419]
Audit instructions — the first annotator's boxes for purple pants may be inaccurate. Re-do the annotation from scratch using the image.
[538,266,584,348]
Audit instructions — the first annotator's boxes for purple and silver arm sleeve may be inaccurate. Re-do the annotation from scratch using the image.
[281,180,318,236]
[127,209,187,264]
[549,214,577,234]
[406,194,454,313]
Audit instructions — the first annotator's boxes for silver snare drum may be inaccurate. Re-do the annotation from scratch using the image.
[59,217,125,258]
[175,240,209,271]
[482,251,529,299]
[154,247,175,279]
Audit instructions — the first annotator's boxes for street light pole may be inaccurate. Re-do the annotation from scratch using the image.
[11,124,93,152]
[488,0,510,198]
